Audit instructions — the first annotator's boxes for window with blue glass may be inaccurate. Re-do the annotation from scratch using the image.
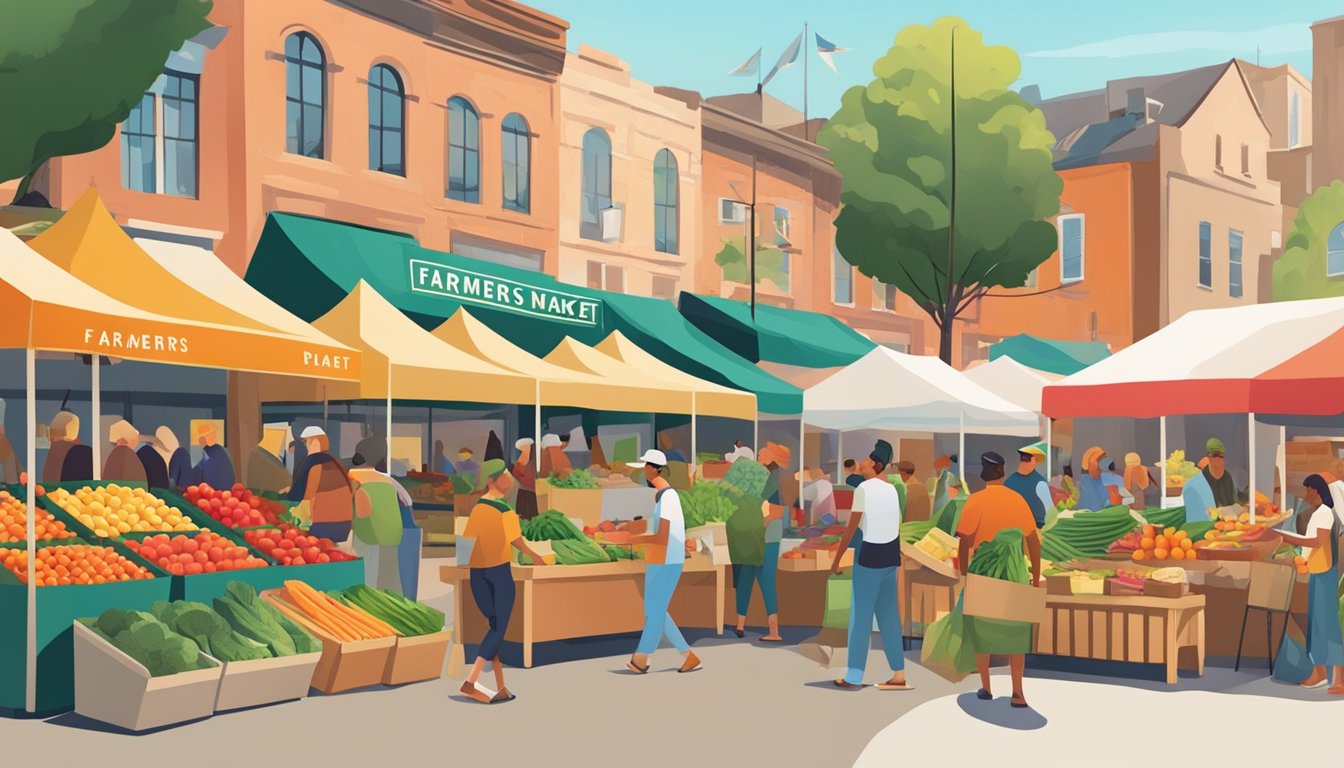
[580,128,612,240]
[501,113,530,213]
[1059,214,1084,283]
[121,92,156,193]
[1329,223,1344,278]
[1228,229,1243,298]
[367,64,404,175]
[653,149,679,254]
[284,32,325,158]
[1198,221,1212,288]
[162,73,198,197]
[447,97,480,203]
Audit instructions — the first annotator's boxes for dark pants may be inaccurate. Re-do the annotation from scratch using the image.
[308,521,351,543]
[469,563,516,661]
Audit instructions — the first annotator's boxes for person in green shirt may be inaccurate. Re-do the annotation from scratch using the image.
[1202,438,1237,508]
[728,442,790,642]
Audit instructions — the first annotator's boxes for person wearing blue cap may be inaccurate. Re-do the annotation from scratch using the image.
[1004,444,1053,528]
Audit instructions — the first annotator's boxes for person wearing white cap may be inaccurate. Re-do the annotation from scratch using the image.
[294,426,355,543]
[625,449,701,675]
[511,438,539,520]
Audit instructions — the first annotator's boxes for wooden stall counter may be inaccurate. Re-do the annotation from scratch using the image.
[441,555,724,668]
[1035,593,1205,684]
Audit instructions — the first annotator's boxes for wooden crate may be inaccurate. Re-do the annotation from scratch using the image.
[903,567,962,638]
[1034,593,1205,684]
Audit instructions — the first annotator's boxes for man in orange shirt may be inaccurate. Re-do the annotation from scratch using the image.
[460,459,549,704]
[956,451,1041,709]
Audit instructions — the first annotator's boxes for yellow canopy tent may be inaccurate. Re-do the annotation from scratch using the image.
[0,226,363,714]
[595,331,756,421]
[544,337,695,415]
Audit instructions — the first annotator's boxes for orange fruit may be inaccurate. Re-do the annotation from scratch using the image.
[1181,539,1194,551]
[1154,548,1169,560]
[1142,525,1156,538]
[1164,527,1177,538]
[1140,537,1155,550]
[1133,550,1147,561]
[1155,536,1169,550]
[1171,548,1186,560]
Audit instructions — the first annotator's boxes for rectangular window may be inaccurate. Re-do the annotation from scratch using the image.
[586,261,624,292]
[1198,221,1212,288]
[586,261,602,290]
[832,245,853,304]
[1240,144,1250,176]
[162,72,198,197]
[1289,90,1300,148]
[651,275,677,301]
[880,282,898,311]
[1215,135,1223,170]
[1228,229,1243,298]
[1059,214,1084,283]
[773,206,791,243]
[718,197,745,224]
[120,71,199,198]
[121,92,156,193]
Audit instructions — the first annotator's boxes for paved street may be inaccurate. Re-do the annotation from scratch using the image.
[1,554,1339,766]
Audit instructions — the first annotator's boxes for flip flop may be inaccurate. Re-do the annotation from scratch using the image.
[625,660,650,675]
[459,681,492,705]
[758,636,784,643]
[734,629,745,638]
[491,689,516,703]
[876,682,916,691]
[1301,678,1329,690]
[976,688,993,700]
[1010,695,1029,709]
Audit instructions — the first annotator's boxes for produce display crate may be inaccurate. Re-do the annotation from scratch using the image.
[0,539,171,714]
[72,621,221,731]
[207,649,322,713]
[240,526,365,593]
[35,481,234,544]
[382,630,450,685]
[261,589,394,694]
[545,487,604,527]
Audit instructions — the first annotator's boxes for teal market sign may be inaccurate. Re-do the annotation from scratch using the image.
[409,257,603,327]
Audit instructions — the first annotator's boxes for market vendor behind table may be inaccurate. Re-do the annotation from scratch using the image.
[1182,438,1237,523]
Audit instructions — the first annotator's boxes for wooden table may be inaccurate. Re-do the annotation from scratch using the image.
[441,555,725,668]
[1034,593,1206,684]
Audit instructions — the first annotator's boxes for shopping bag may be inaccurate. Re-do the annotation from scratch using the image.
[920,608,976,683]
[1273,616,1313,684]
[822,572,852,630]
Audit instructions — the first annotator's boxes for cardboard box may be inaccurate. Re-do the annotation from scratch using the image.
[779,554,820,572]
[261,591,396,694]
[73,621,222,732]
[1143,580,1189,599]
[901,540,959,582]
[1045,574,1073,595]
[1105,578,1145,597]
[687,522,727,547]
[700,461,731,480]
[549,487,604,526]
[211,650,322,712]
[383,631,451,686]
[963,574,1047,623]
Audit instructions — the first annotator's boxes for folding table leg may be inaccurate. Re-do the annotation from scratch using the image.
[1234,605,1250,672]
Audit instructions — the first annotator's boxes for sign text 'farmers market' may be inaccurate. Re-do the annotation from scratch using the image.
[409,258,602,327]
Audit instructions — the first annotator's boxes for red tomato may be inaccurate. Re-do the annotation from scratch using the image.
[203,562,216,573]
[182,539,199,554]
[210,498,223,511]
[291,557,306,565]
[184,563,203,575]
[317,553,331,564]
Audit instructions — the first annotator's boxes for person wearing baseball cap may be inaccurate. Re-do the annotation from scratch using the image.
[625,449,701,675]
[1005,443,1053,528]
[956,450,1041,709]
[829,439,910,690]
[460,459,549,704]
[511,438,539,520]
[1202,437,1236,508]
[896,460,931,523]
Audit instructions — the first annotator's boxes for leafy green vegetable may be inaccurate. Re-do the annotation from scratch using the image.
[153,599,272,662]
[448,473,477,494]
[901,519,937,544]
[548,470,600,490]
[967,528,1029,583]
[212,581,319,656]
[89,608,216,676]
[552,537,611,565]
[722,458,769,500]
[521,510,587,542]
[682,481,740,528]
[334,584,444,637]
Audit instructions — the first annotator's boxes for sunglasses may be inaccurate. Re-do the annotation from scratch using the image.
[1208,452,1225,458]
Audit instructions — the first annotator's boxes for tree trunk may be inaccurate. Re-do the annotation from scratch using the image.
[938,318,955,365]
[9,159,44,205]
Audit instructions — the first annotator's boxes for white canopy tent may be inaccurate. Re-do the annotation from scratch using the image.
[803,347,1040,490]
[965,356,1059,477]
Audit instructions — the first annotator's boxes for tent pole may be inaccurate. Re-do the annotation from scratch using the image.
[958,411,966,490]
[91,355,101,481]
[322,384,328,429]
[1160,416,1167,507]
[754,418,759,458]
[799,418,806,524]
[1279,425,1287,516]
[691,392,698,473]
[385,367,393,477]
[836,430,844,484]
[1045,418,1052,481]
[25,345,36,713]
[534,380,542,471]
[1248,412,1256,525]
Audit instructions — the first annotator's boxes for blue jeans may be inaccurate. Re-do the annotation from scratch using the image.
[1307,569,1344,667]
[735,542,780,616]
[637,563,690,655]
[844,563,904,685]
[469,564,515,661]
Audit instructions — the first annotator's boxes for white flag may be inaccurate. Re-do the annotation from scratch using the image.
[761,32,804,88]
[729,49,762,78]
[815,33,851,75]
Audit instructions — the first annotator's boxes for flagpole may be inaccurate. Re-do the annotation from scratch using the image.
[751,42,762,322]
[803,21,809,142]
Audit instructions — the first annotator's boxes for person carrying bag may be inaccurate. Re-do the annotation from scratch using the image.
[1277,474,1344,694]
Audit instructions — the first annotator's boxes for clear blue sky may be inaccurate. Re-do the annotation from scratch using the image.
[528,0,1321,118]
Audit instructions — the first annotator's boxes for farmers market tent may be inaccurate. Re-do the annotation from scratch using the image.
[678,292,876,367]
[246,212,801,413]
[989,334,1111,376]
[543,337,695,416]
[965,356,1058,413]
[804,347,1040,435]
[595,332,756,421]
[0,227,364,713]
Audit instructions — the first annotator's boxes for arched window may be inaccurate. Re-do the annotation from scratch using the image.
[580,128,612,240]
[447,97,480,203]
[284,32,325,158]
[653,149,679,254]
[1328,223,1344,278]
[501,113,530,213]
[367,64,404,175]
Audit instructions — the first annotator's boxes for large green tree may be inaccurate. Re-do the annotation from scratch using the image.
[1273,181,1344,301]
[818,17,1063,363]
[0,0,212,203]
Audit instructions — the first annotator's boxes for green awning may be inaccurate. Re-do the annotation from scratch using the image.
[678,293,876,368]
[989,334,1110,376]
[245,213,801,414]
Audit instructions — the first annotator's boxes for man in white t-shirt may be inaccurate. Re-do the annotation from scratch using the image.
[625,450,700,675]
[830,439,910,691]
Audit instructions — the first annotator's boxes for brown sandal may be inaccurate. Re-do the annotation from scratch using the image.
[459,681,492,704]
[625,659,650,674]
[678,652,702,673]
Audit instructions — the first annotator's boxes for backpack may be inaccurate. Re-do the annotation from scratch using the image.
[315,452,374,522]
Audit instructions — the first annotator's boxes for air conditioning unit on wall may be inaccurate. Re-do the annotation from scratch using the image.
[600,205,623,243]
